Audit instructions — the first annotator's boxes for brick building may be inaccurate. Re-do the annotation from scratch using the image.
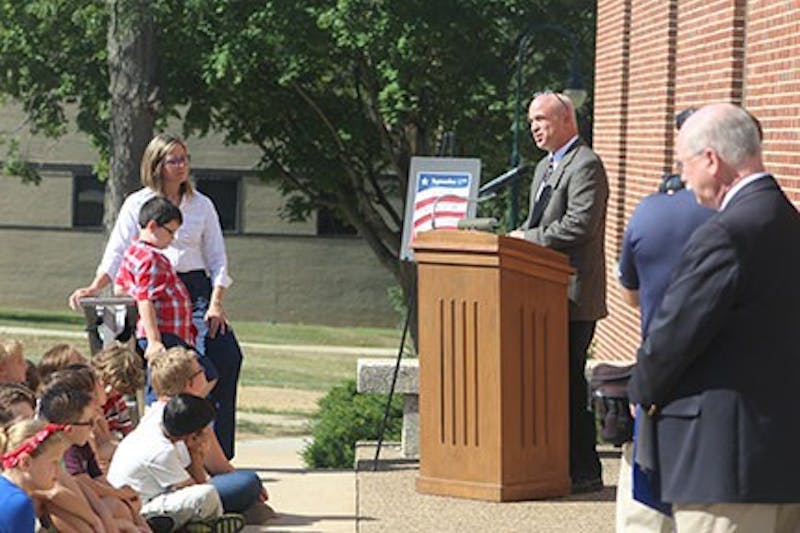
[593,0,800,361]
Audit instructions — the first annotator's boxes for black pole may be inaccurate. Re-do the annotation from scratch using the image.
[372,288,415,471]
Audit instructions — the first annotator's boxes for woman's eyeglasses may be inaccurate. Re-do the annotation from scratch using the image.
[164,155,191,167]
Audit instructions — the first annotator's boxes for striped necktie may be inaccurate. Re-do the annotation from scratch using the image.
[530,158,554,227]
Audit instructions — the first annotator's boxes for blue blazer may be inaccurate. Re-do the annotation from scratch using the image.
[628,176,800,503]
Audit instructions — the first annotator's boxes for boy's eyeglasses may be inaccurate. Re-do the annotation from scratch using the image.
[69,418,95,427]
[189,367,205,380]
[160,225,176,237]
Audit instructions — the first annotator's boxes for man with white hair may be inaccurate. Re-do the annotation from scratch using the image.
[628,103,800,531]
[510,91,609,493]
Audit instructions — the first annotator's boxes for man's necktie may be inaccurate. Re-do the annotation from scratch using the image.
[530,158,554,228]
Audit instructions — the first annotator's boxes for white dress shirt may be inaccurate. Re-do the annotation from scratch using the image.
[720,172,769,211]
[98,187,233,288]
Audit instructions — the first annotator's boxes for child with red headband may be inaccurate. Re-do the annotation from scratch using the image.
[0,420,68,532]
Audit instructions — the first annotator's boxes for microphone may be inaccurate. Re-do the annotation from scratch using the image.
[457,217,498,231]
[430,194,495,230]
[478,165,532,196]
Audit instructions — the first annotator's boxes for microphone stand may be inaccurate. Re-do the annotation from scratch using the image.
[372,288,415,471]
[372,195,497,470]
[372,164,521,469]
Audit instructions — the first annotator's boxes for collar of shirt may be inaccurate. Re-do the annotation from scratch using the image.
[549,135,579,170]
[720,172,769,210]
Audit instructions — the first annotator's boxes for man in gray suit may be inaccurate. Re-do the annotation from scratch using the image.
[510,91,609,493]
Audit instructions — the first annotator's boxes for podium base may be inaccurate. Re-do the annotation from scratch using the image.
[415,474,570,502]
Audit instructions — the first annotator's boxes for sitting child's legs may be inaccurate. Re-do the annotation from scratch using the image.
[209,470,262,513]
[142,484,222,530]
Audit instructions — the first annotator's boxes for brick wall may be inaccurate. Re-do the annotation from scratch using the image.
[592,0,799,361]
[746,1,800,202]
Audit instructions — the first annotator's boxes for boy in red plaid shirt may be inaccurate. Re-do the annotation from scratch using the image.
[115,196,217,402]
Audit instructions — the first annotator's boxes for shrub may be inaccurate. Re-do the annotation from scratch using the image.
[302,379,402,468]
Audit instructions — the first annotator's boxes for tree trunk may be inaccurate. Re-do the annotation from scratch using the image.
[105,0,157,233]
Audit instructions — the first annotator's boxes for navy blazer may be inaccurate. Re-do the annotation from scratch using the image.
[628,176,800,503]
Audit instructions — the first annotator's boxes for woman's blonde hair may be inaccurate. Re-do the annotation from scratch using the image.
[140,133,195,197]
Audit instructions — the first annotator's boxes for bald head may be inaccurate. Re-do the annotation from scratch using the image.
[677,103,764,208]
[678,103,762,171]
[528,92,578,153]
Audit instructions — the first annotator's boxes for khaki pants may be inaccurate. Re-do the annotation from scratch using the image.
[616,441,674,533]
[674,503,800,533]
[142,484,223,530]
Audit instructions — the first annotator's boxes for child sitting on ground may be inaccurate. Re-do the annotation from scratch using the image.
[37,343,87,384]
[107,393,244,532]
[0,339,26,384]
[0,420,70,532]
[39,378,147,532]
[24,359,40,395]
[91,342,145,437]
[0,383,37,426]
[114,196,217,401]
[148,347,267,515]
[42,362,119,469]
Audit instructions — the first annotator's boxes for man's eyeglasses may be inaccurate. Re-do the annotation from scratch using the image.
[189,367,205,380]
[164,155,190,167]
[69,418,95,427]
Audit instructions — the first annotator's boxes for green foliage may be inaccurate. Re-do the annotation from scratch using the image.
[2,137,40,183]
[0,0,596,289]
[302,379,402,468]
[386,285,407,325]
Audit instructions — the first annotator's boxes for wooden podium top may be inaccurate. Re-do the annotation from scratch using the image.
[412,229,573,280]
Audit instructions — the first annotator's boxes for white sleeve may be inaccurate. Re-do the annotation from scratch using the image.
[97,194,141,281]
[200,195,233,288]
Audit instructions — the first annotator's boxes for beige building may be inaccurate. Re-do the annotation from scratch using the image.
[0,104,397,326]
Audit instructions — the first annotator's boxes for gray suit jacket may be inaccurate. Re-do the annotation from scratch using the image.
[520,139,608,321]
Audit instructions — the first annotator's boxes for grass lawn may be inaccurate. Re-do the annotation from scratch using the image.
[0,307,406,439]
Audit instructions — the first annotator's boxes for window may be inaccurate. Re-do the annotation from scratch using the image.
[194,175,241,232]
[317,206,357,236]
[72,174,105,228]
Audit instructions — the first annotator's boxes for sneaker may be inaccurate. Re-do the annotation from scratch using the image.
[146,515,175,533]
[184,513,245,533]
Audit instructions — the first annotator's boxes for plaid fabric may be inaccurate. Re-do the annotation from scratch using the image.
[116,239,196,345]
[103,391,134,436]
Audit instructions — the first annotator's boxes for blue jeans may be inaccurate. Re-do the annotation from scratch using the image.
[178,271,243,460]
[209,470,262,513]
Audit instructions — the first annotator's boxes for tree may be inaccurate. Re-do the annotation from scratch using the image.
[0,0,595,314]
[105,0,158,228]
[173,0,596,308]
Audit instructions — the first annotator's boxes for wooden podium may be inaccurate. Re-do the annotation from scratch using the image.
[412,230,573,502]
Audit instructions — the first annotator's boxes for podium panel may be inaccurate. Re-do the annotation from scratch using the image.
[413,230,572,501]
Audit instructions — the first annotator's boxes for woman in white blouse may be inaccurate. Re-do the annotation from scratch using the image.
[69,133,242,459]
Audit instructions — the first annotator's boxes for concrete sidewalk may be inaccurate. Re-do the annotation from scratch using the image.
[234,438,620,532]
[232,438,356,532]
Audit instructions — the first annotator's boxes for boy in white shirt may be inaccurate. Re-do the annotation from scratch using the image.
[107,394,244,532]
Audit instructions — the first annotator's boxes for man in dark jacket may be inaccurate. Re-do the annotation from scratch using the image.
[628,103,800,531]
